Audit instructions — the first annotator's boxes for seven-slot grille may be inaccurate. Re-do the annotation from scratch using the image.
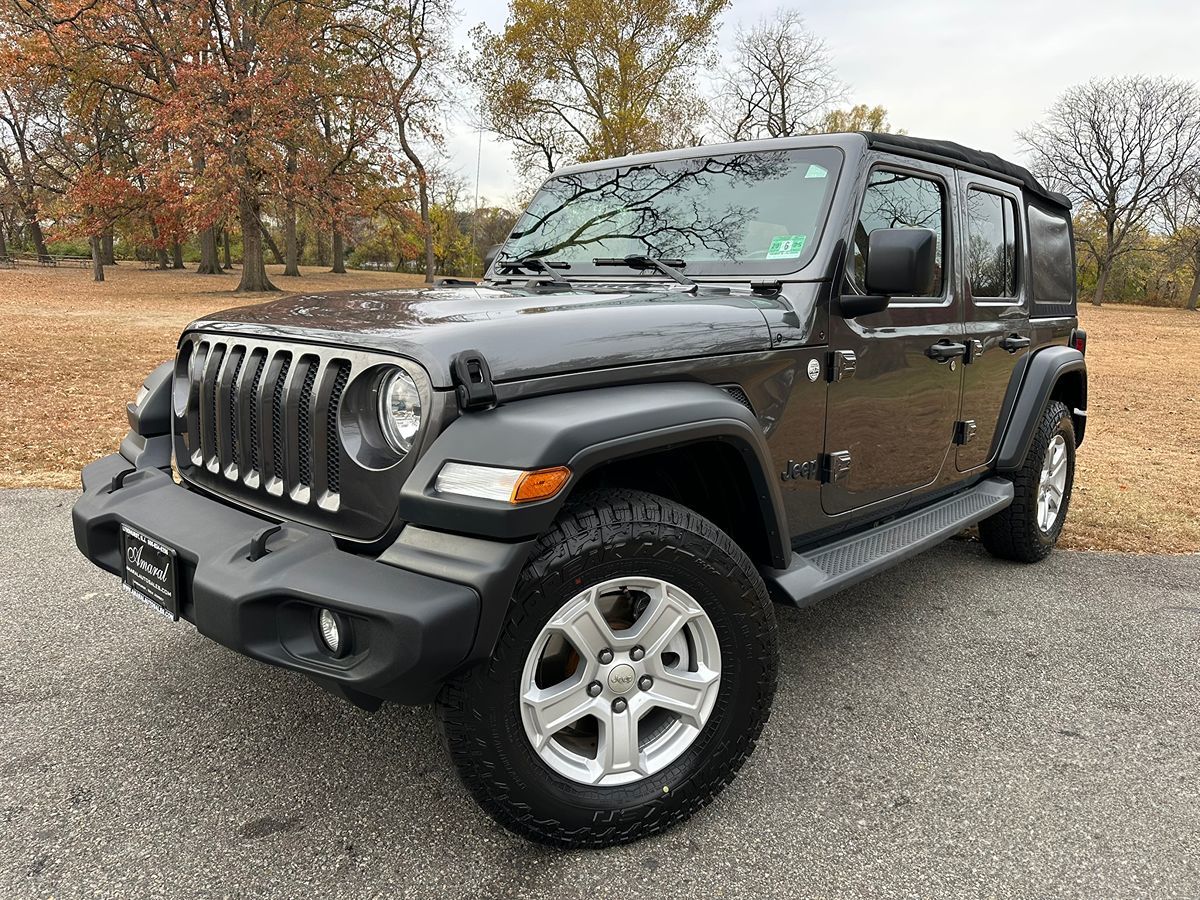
[181,338,351,509]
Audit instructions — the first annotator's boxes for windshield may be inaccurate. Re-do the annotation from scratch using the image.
[498,147,843,278]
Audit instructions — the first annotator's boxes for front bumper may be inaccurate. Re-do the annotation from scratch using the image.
[73,452,481,705]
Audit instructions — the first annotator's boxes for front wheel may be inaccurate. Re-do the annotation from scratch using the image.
[980,399,1076,562]
[436,489,778,848]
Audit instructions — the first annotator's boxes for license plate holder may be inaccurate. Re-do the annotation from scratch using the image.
[120,525,180,621]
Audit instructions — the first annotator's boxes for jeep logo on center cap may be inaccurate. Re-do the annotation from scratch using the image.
[607,663,636,694]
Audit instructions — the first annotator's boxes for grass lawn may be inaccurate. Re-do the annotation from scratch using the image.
[1,265,1196,552]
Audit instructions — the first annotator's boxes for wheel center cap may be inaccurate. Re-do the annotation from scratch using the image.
[607,663,636,694]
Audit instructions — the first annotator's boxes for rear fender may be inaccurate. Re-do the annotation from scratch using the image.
[995,346,1087,472]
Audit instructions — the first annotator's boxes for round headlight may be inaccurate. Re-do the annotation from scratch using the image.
[379,367,422,455]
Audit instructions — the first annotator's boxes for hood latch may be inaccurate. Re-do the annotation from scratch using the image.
[452,349,497,411]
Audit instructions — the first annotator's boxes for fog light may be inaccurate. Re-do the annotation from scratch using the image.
[317,608,347,657]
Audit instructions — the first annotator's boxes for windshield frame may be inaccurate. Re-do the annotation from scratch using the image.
[493,144,847,281]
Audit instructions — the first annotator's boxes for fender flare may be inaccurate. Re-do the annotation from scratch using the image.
[995,346,1087,472]
[119,360,174,469]
[396,382,790,568]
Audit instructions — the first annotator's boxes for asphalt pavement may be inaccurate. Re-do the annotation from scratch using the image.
[2,488,1198,899]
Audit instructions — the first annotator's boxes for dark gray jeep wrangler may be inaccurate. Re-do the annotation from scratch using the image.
[74,132,1087,848]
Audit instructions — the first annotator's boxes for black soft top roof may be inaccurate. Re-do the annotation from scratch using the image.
[860,132,1071,211]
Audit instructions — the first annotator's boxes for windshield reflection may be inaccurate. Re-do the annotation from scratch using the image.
[501,148,842,275]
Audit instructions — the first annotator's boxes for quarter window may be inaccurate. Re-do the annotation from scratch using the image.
[851,169,945,296]
[966,189,1019,298]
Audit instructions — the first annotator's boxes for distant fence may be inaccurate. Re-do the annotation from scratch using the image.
[0,254,92,269]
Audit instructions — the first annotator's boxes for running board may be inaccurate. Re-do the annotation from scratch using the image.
[761,478,1014,608]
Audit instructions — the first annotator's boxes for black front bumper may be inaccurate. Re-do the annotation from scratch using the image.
[73,453,481,704]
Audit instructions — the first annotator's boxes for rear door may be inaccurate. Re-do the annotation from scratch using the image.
[956,175,1030,470]
[822,156,965,515]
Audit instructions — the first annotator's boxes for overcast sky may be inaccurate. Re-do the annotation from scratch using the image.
[444,0,1200,208]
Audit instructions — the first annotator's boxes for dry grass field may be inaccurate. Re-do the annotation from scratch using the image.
[1,265,1196,552]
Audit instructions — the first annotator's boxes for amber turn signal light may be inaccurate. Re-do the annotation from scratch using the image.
[511,466,571,503]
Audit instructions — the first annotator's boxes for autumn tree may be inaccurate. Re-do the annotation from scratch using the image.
[468,0,728,178]
[1021,76,1200,306]
[0,70,52,258]
[816,103,899,134]
[713,10,842,142]
[6,0,390,291]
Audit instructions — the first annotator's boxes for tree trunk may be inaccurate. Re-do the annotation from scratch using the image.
[196,226,222,274]
[283,149,300,277]
[28,217,48,260]
[101,229,116,265]
[283,204,301,276]
[396,118,435,283]
[237,194,278,292]
[1091,261,1111,307]
[331,230,346,274]
[1185,266,1200,311]
[223,229,233,270]
[0,226,7,259]
[315,230,328,267]
[171,243,185,269]
[148,221,168,269]
[89,235,104,282]
[258,222,285,265]
[417,176,435,283]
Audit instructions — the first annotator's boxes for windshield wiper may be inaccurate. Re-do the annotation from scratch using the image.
[496,255,570,285]
[593,254,697,291]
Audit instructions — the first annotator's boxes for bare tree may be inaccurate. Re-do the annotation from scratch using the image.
[351,0,455,283]
[0,81,52,259]
[713,10,843,142]
[1020,76,1200,306]
[1160,173,1200,311]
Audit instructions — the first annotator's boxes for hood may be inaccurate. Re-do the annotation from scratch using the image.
[189,284,775,388]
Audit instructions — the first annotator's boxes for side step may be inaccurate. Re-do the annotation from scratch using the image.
[761,478,1014,608]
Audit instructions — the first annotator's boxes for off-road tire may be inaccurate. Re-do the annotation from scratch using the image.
[980,400,1076,563]
[435,489,778,848]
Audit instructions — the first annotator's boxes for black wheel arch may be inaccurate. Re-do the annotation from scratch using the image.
[395,382,790,570]
[995,345,1087,473]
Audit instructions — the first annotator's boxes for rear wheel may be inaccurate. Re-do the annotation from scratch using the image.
[436,489,778,848]
[980,400,1076,562]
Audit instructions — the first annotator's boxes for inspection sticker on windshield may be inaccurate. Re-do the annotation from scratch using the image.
[767,235,807,259]
[804,164,828,179]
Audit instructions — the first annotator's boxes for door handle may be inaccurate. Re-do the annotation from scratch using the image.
[925,340,967,362]
[1000,334,1031,353]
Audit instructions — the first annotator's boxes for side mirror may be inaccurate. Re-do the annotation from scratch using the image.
[840,228,938,318]
[865,227,937,296]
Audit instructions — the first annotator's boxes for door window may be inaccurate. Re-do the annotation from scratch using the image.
[966,189,1019,299]
[850,169,946,297]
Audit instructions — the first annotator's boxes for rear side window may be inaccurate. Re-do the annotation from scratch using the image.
[966,189,1019,299]
[1027,204,1076,314]
[851,169,946,297]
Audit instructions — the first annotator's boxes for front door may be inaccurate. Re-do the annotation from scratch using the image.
[956,175,1031,470]
[822,157,964,516]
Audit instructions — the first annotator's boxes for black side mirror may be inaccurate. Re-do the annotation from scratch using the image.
[865,227,937,296]
[839,228,937,319]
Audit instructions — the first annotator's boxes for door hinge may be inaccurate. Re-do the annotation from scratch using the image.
[822,450,852,483]
[964,339,984,364]
[827,350,857,382]
[954,420,978,445]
